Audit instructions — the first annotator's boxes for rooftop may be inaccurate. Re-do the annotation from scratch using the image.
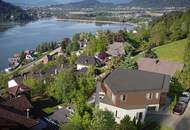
[76,55,102,66]
[8,84,31,96]
[137,58,184,76]
[104,69,170,94]
[106,42,125,56]
[0,104,38,128]
[2,96,32,112]
[8,80,18,88]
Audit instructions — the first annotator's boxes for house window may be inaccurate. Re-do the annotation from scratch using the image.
[146,93,153,100]
[136,112,143,122]
[120,94,126,101]
[155,93,159,99]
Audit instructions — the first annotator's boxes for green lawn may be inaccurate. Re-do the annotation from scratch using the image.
[153,39,188,63]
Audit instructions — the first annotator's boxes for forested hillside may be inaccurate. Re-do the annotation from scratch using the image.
[149,10,190,45]
[131,10,190,51]
[0,0,35,22]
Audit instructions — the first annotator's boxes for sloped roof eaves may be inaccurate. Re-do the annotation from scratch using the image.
[8,84,31,96]
[3,96,32,112]
[104,69,170,93]
[0,104,38,128]
[76,56,102,66]
[137,58,184,76]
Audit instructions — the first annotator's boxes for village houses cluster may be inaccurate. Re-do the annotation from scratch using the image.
[0,32,185,129]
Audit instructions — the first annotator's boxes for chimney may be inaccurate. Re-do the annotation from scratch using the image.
[26,109,30,118]
[156,59,159,64]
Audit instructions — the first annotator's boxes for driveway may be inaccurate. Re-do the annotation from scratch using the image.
[146,102,190,130]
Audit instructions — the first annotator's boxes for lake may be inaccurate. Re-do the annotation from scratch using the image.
[0,18,134,70]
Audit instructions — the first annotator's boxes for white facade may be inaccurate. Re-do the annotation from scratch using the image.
[8,80,18,88]
[99,102,159,123]
[26,54,34,61]
[77,64,88,70]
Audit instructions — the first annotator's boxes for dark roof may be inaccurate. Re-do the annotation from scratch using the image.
[76,55,102,66]
[98,52,109,60]
[137,58,184,76]
[104,69,171,93]
[49,109,70,124]
[2,96,32,112]
[0,104,38,128]
[8,84,31,96]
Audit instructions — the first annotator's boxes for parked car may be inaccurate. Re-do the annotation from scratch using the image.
[179,92,190,104]
[173,101,187,115]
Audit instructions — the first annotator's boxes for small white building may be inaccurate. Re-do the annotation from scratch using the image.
[8,80,18,88]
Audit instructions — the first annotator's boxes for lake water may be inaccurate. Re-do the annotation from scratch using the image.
[0,18,134,70]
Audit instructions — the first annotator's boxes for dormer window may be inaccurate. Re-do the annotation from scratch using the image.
[120,94,126,101]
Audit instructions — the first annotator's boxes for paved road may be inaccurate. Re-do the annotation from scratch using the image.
[16,47,61,73]
[147,103,190,130]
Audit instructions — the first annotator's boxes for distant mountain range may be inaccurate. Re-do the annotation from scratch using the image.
[3,0,190,8]
[0,0,34,22]
[50,0,115,8]
[126,0,190,8]
[3,0,131,7]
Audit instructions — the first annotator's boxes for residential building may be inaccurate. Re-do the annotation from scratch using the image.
[106,42,125,57]
[76,55,102,70]
[43,55,52,64]
[137,58,184,76]
[97,69,170,123]
[0,96,38,130]
[2,96,32,117]
[96,52,110,62]
[8,80,31,98]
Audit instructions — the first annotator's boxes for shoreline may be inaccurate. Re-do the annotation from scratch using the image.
[56,18,138,27]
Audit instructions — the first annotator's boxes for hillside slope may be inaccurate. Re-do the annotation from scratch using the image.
[153,39,189,63]
[0,0,34,22]
[126,0,190,8]
[50,0,114,9]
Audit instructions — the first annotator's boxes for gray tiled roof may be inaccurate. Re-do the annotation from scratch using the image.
[106,42,125,56]
[76,55,102,66]
[137,58,184,76]
[104,69,171,93]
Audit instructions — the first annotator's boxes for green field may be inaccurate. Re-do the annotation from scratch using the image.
[153,39,188,63]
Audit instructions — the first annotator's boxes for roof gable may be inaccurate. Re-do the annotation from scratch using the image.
[3,96,32,112]
[76,55,102,66]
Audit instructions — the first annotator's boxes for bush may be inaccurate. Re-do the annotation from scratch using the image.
[144,49,158,59]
